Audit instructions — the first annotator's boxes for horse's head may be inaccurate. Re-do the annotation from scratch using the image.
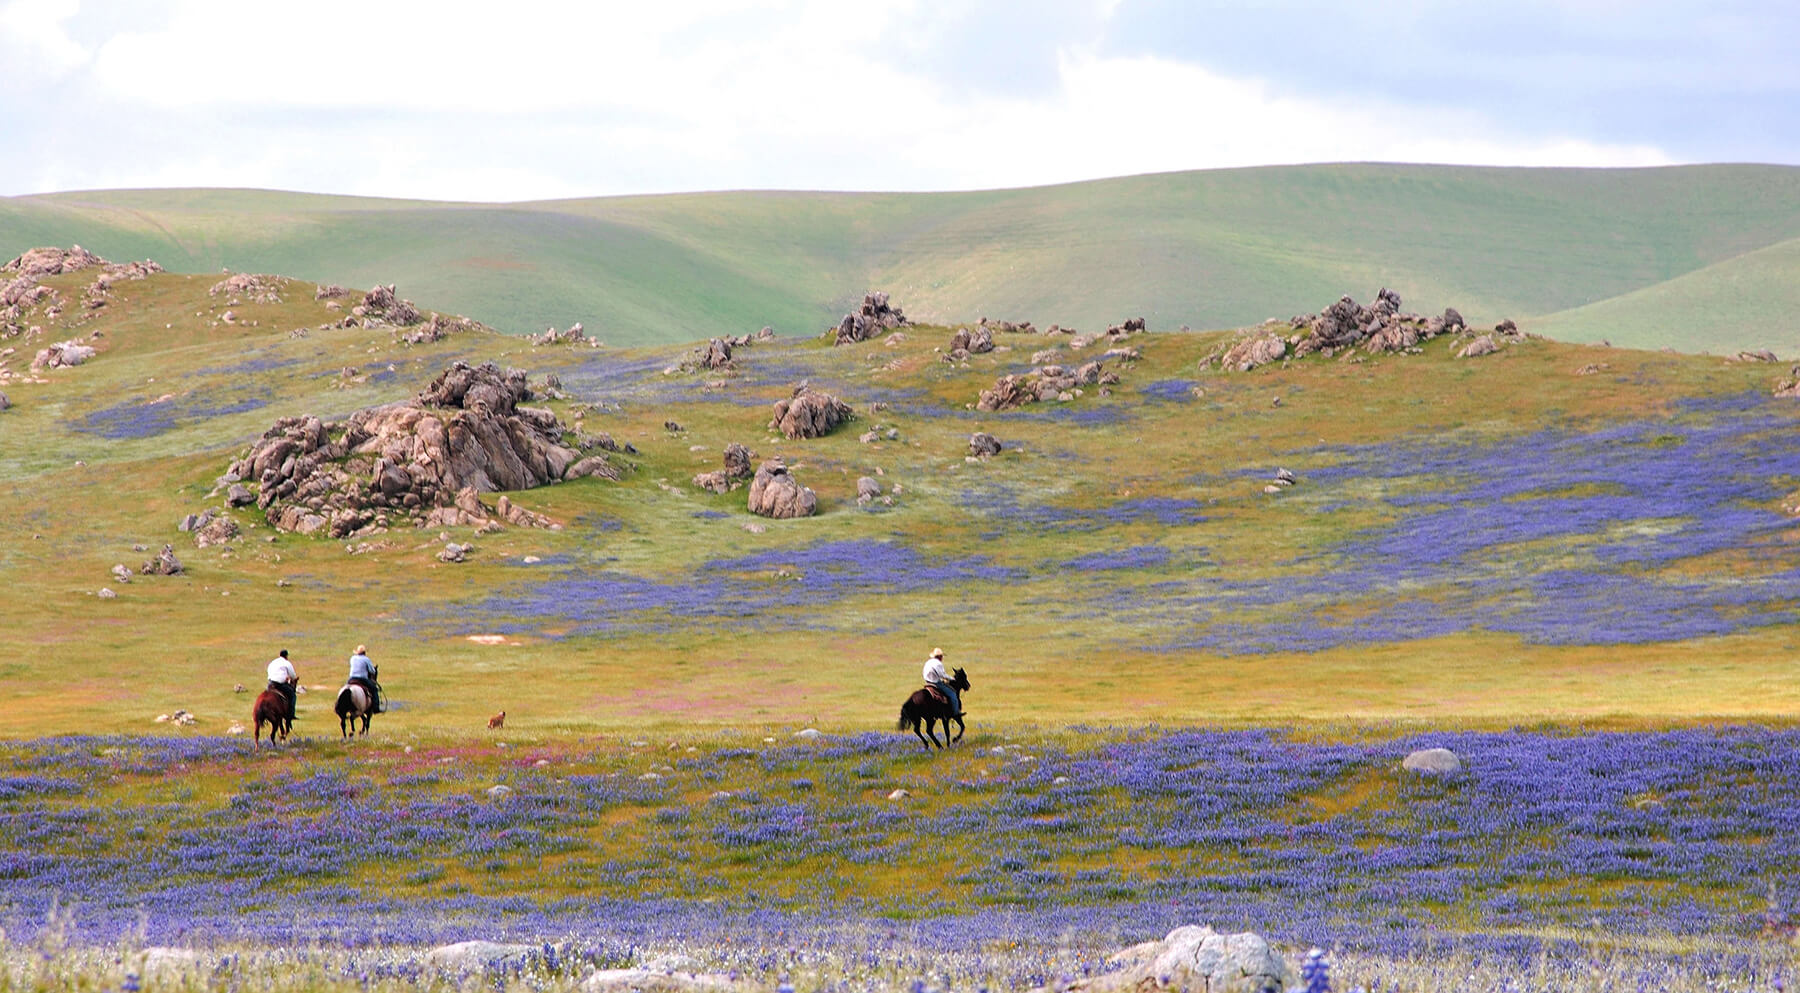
[952,667,969,691]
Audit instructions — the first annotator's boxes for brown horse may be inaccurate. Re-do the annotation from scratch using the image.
[252,689,290,746]
[897,667,969,750]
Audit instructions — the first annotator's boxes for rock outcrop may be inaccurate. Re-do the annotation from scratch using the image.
[976,357,1124,411]
[831,292,907,345]
[747,458,816,519]
[1210,290,1496,370]
[1037,926,1292,993]
[225,361,619,538]
[397,312,488,345]
[2,245,105,278]
[771,384,852,439]
[209,273,283,304]
[354,284,422,326]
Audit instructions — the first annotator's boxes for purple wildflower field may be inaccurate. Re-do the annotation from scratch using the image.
[2,728,1795,978]
[72,393,271,440]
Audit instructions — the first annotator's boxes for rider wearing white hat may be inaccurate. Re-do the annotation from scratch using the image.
[346,644,383,714]
[922,647,962,718]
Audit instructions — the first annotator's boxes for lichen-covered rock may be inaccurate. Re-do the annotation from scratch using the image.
[969,432,1002,458]
[771,384,852,439]
[747,459,817,519]
[226,361,614,537]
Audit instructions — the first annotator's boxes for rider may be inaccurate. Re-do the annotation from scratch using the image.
[347,644,383,713]
[922,647,963,719]
[266,649,298,722]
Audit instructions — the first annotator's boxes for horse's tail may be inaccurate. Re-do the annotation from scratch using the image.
[335,686,354,715]
[897,700,913,731]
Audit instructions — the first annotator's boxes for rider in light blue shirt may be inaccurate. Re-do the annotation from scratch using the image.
[347,644,383,713]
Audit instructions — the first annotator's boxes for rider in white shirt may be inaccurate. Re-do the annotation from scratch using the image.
[922,647,962,718]
[266,649,298,721]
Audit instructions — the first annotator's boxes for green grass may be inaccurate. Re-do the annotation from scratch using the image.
[4,267,1800,737]
[7,163,1800,350]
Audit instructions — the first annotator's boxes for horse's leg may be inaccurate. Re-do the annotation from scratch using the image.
[952,714,965,743]
[926,717,942,750]
[911,719,930,750]
[359,714,369,737]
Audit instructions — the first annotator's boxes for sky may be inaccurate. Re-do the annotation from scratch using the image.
[0,0,1794,201]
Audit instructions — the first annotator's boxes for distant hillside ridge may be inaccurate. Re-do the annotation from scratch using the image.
[4,163,1800,352]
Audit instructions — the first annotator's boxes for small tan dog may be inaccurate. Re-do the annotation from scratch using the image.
[486,710,506,730]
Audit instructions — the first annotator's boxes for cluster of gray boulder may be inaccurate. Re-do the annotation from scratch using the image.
[977,353,1130,410]
[224,361,618,538]
[1215,289,1521,371]
[830,292,907,345]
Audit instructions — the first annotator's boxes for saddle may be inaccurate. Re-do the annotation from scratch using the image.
[923,684,948,706]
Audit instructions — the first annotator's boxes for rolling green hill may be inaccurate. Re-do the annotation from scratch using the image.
[5,163,1800,351]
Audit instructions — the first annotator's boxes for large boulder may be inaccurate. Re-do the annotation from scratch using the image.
[1402,747,1462,775]
[747,459,817,519]
[423,941,544,974]
[1042,926,1291,993]
[771,384,852,439]
[1458,334,1499,358]
[225,361,615,537]
[582,970,738,993]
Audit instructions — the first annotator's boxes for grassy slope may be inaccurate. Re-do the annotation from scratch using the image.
[4,267,1800,738]
[6,163,1800,350]
[1533,235,1800,352]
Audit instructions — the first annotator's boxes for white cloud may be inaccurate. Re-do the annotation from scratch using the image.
[10,1,1676,199]
[0,0,90,75]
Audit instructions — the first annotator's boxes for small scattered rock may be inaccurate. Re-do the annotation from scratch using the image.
[969,432,1002,458]
[97,587,116,599]
[110,564,132,584]
[140,544,183,576]
[439,542,468,563]
[1457,334,1499,359]
[886,789,910,801]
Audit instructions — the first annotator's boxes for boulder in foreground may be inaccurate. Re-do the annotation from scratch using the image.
[1036,925,1291,993]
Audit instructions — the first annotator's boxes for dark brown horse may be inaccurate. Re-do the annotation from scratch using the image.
[897,667,969,750]
[252,689,290,746]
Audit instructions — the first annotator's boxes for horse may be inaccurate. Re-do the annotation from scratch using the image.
[334,683,377,739]
[897,667,969,750]
[252,689,290,746]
